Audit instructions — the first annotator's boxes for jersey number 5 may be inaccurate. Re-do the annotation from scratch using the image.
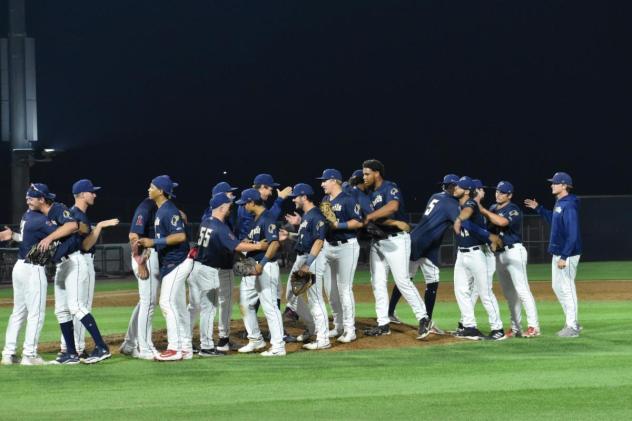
[198,227,212,247]
[424,199,439,216]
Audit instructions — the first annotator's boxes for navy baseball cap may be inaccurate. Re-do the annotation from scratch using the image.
[496,181,514,194]
[26,183,56,200]
[235,188,261,205]
[351,169,363,178]
[441,174,460,185]
[473,179,485,189]
[317,168,343,181]
[253,173,280,187]
[288,183,314,197]
[151,175,178,198]
[457,176,475,190]
[212,181,238,196]
[72,179,101,195]
[547,172,573,186]
[210,192,233,209]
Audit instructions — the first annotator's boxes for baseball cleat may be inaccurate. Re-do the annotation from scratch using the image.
[49,352,80,365]
[363,324,391,337]
[488,329,507,341]
[523,326,541,338]
[261,347,286,357]
[155,349,183,361]
[506,329,522,338]
[182,351,193,360]
[328,329,342,338]
[303,341,331,350]
[454,326,484,340]
[119,342,136,356]
[417,317,431,340]
[337,331,357,343]
[557,326,580,338]
[199,348,227,357]
[388,314,403,324]
[283,332,298,343]
[1,354,20,365]
[20,355,46,366]
[238,339,266,353]
[78,350,90,361]
[192,346,200,355]
[296,329,311,342]
[429,320,445,335]
[136,351,158,360]
[216,337,239,352]
[83,346,112,364]
[283,307,299,323]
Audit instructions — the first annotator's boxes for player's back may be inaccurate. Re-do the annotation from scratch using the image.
[410,192,459,260]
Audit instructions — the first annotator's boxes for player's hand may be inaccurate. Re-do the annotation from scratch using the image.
[37,236,53,252]
[257,240,269,251]
[254,263,263,276]
[488,234,503,252]
[453,218,462,234]
[137,237,155,248]
[277,186,292,200]
[524,199,539,209]
[0,226,13,242]
[393,220,411,232]
[299,264,310,273]
[285,212,301,225]
[97,218,120,229]
[557,259,567,269]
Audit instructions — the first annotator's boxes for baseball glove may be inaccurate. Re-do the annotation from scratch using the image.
[25,242,59,266]
[233,256,258,277]
[319,201,338,226]
[290,269,314,296]
[365,222,388,240]
[132,241,151,280]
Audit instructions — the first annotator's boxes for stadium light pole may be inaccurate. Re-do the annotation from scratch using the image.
[1,0,39,222]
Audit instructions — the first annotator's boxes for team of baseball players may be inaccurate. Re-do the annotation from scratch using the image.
[0,161,583,364]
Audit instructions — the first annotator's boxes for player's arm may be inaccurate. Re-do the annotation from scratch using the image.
[365,200,398,223]
[453,206,474,234]
[235,240,268,253]
[524,198,553,224]
[380,219,411,232]
[82,219,120,251]
[461,220,503,251]
[559,205,579,266]
[0,226,15,242]
[300,239,324,272]
[255,240,280,275]
[479,206,509,227]
[138,232,186,248]
[37,221,79,251]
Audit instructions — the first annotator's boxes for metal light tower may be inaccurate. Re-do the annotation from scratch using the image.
[1,0,39,222]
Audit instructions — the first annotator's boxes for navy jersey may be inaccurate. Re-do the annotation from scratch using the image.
[489,202,522,246]
[349,187,373,217]
[71,206,96,254]
[236,197,284,240]
[47,202,82,262]
[369,181,407,230]
[154,200,189,277]
[195,217,240,269]
[245,210,279,262]
[296,208,328,254]
[410,191,460,265]
[456,199,487,248]
[323,192,362,242]
[537,194,582,259]
[130,199,157,238]
[18,210,57,260]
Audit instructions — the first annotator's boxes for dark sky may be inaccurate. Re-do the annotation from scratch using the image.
[1,1,630,222]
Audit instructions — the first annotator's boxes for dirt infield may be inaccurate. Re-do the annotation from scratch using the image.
[3,280,630,308]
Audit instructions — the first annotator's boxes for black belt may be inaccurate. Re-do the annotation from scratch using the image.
[297,252,308,256]
[498,243,519,253]
[24,258,45,267]
[459,246,481,253]
[388,231,405,238]
[328,239,349,246]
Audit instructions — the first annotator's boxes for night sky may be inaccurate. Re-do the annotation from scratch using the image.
[1,1,629,222]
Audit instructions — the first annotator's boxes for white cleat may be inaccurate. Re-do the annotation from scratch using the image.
[302,341,332,350]
[328,329,341,339]
[1,354,20,365]
[238,339,266,353]
[136,351,158,361]
[261,347,286,357]
[154,349,183,362]
[119,342,136,356]
[20,355,46,366]
[296,330,311,342]
[336,331,357,343]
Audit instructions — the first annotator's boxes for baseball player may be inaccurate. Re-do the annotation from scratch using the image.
[63,180,119,359]
[192,181,240,352]
[388,174,461,333]
[235,188,286,356]
[318,169,364,343]
[478,181,540,337]
[136,175,193,361]
[452,176,505,340]
[187,193,270,356]
[361,159,431,339]
[525,171,582,337]
[283,183,330,349]
[0,184,66,365]
[120,196,161,359]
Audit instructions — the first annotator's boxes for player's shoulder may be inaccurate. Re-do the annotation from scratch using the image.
[463,198,478,209]
[506,202,522,215]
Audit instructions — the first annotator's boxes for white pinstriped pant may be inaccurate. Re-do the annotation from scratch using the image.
[159,258,194,352]
[323,239,360,335]
[552,255,580,329]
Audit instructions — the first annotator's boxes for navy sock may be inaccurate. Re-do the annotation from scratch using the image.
[60,321,77,355]
[80,313,107,349]
[277,298,281,310]
[388,285,402,316]
[254,299,260,313]
[425,282,439,320]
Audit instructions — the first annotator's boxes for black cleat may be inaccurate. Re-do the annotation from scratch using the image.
[199,348,227,357]
[454,326,484,340]
[417,317,430,340]
[488,329,507,341]
[363,324,391,337]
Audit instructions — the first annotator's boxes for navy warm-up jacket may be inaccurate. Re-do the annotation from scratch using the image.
[536,194,582,260]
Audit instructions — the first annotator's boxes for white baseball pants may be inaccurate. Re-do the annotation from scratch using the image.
[323,239,359,335]
[2,260,47,358]
[240,261,285,350]
[54,251,90,323]
[409,256,440,284]
[370,232,427,326]
[496,244,539,330]
[61,253,96,353]
[552,255,580,329]
[159,258,194,352]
